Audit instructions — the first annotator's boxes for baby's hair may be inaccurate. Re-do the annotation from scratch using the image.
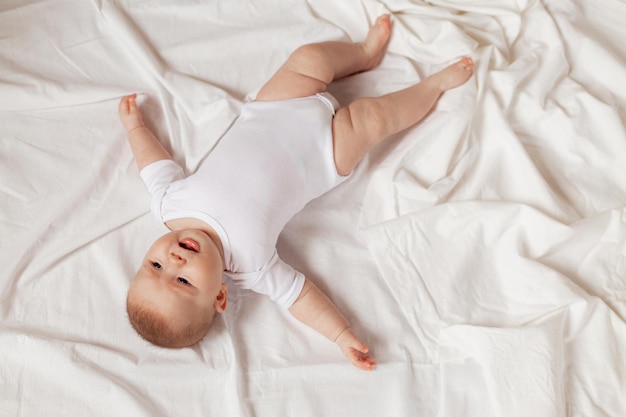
[126,298,209,348]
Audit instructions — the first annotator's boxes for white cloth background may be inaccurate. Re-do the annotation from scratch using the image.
[1,0,625,416]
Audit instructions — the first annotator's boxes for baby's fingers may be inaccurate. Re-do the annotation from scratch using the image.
[351,351,377,371]
[119,94,138,114]
[336,328,376,370]
[343,346,376,371]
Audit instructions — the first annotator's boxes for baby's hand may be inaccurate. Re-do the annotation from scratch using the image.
[118,94,145,132]
[335,328,377,371]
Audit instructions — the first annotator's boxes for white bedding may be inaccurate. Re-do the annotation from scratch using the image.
[1,0,625,416]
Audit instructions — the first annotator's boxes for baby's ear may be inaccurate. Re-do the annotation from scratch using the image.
[214,283,228,313]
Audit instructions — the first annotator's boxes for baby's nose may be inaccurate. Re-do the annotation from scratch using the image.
[169,252,186,263]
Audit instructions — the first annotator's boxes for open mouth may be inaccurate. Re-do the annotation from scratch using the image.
[179,238,200,253]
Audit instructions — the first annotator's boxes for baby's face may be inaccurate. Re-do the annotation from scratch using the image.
[129,229,227,324]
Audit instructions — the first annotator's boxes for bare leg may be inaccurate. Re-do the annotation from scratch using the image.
[256,15,392,101]
[333,57,474,175]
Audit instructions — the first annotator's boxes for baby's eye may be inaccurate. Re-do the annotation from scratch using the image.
[177,277,191,286]
[152,261,162,270]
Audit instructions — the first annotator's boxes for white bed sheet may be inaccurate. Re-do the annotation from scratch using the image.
[1,0,625,416]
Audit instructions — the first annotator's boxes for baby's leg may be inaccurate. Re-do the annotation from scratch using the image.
[256,15,391,102]
[333,58,474,176]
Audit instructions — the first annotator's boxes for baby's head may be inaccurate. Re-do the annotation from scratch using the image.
[126,229,227,348]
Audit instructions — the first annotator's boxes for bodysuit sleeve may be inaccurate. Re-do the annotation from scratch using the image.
[139,159,184,218]
[227,252,306,308]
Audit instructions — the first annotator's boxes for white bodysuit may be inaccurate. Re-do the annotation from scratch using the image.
[140,93,346,308]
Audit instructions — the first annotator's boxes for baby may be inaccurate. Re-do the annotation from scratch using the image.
[119,14,473,371]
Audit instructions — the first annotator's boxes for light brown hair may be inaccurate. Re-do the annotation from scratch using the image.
[126,298,210,348]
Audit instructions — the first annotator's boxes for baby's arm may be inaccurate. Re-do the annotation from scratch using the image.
[119,94,173,171]
[288,278,376,371]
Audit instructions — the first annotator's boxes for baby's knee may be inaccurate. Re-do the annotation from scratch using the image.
[289,44,323,65]
[286,44,333,84]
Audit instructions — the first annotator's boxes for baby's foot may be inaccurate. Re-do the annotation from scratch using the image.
[432,57,474,92]
[361,14,392,70]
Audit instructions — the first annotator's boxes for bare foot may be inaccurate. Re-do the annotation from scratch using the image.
[431,57,474,92]
[361,14,392,70]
